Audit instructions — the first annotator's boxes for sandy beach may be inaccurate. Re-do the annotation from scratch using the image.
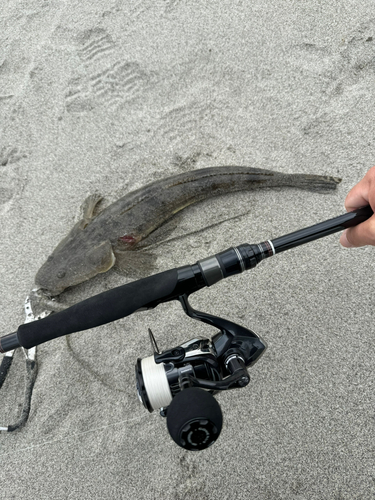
[1,1,375,499]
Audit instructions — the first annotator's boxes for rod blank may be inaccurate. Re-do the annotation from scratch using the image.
[270,205,373,254]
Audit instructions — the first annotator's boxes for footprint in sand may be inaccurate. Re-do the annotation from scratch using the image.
[152,100,214,153]
[0,146,27,214]
[163,0,183,13]
[292,19,375,137]
[65,28,154,113]
[293,19,375,97]
[336,20,375,90]
[0,146,27,166]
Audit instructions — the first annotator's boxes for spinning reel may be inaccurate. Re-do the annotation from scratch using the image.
[136,294,266,450]
[0,205,372,448]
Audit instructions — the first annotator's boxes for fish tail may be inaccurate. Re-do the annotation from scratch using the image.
[280,173,342,192]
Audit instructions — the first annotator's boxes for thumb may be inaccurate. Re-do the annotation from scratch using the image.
[339,230,354,248]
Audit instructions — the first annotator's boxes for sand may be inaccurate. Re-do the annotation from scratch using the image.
[1,1,375,499]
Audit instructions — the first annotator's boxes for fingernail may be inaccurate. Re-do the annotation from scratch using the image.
[340,230,354,248]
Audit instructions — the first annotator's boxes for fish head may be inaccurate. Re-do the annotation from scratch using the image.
[35,228,116,296]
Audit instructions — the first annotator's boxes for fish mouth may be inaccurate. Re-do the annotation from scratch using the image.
[47,289,65,297]
[33,279,67,297]
[34,271,60,297]
[29,287,69,314]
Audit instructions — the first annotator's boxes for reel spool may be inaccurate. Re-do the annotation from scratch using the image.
[135,294,266,450]
[136,354,173,411]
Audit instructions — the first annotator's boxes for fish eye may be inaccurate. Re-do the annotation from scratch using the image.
[47,256,54,262]
[57,270,66,279]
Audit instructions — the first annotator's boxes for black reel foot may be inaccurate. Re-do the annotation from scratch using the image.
[166,387,223,451]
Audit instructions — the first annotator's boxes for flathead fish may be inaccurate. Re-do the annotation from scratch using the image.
[35,166,341,295]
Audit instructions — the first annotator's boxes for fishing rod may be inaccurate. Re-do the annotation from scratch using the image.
[0,205,373,449]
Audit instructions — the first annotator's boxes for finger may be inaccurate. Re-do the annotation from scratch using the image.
[340,215,375,247]
[344,178,370,211]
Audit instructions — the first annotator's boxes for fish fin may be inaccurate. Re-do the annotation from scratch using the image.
[79,193,103,226]
[137,215,183,249]
[87,240,116,274]
[51,195,103,253]
[143,210,254,249]
[113,248,158,278]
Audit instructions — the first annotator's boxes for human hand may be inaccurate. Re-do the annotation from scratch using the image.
[340,166,375,247]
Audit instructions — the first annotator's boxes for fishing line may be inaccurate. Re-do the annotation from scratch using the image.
[65,334,127,393]
[0,415,147,457]
[140,355,173,410]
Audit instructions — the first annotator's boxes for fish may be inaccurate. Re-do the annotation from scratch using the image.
[35,166,341,296]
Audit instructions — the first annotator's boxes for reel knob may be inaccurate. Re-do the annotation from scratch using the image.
[166,387,223,451]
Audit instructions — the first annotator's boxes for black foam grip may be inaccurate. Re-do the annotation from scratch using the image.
[17,269,179,349]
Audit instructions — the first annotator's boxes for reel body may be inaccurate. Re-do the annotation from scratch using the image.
[136,336,220,412]
[135,294,266,450]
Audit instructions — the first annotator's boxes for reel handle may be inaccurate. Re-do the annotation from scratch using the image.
[166,387,223,450]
